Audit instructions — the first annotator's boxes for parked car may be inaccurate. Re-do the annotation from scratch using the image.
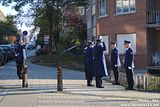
[41,46,49,54]
[36,48,41,56]
[63,45,84,55]
[36,46,49,55]
[27,45,35,50]
[0,53,5,65]
[0,45,15,60]
[0,47,8,63]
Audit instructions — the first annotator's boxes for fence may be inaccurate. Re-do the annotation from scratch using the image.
[110,69,160,91]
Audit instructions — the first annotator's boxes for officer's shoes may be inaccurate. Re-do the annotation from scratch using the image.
[125,87,135,90]
[96,86,104,88]
[19,76,23,79]
[87,84,94,87]
[112,83,120,85]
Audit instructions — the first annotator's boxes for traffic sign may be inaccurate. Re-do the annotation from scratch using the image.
[23,31,28,36]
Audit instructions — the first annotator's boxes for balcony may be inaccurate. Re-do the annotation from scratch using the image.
[147,10,160,28]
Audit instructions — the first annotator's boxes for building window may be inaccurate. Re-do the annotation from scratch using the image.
[92,15,96,27]
[87,11,92,29]
[99,0,107,16]
[117,34,136,54]
[116,0,136,14]
[78,6,85,15]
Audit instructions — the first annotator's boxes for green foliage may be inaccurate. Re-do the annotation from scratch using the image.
[33,52,85,70]
[0,15,18,43]
[36,37,44,46]
[60,15,87,48]
[0,0,89,50]
[60,27,77,48]
[34,53,84,65]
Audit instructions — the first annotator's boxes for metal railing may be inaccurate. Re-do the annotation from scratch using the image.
[147,10,160,24]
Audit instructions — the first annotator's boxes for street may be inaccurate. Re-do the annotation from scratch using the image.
[0,0,160,106]
[0,57,160,107]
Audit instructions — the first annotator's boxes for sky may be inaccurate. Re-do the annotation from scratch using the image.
[0,4,17,16]
[0,3,34,32]
[0,3,39,43]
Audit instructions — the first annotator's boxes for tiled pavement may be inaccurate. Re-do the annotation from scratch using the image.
[0,61,160,107]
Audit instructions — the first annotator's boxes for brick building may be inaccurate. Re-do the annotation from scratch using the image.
[3,35,17,44]
[86,0,96,40]
[63,6,86,32]
[86,0,160,68]
[0,10,16,44]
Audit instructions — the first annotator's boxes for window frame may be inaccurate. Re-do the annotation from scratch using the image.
[99,0,108,17]
[116,33,137,54]
[116,0,136,15]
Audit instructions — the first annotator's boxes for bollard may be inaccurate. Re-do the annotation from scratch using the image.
[57,64,63,91]
[22,65,28,88]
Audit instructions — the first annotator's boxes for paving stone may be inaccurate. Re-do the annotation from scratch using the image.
[0,61,160,107]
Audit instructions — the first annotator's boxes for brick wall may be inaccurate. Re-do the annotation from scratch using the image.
[96,0,148,68]
[153,0,160,10]
[3,36,16,43]
[155,30,160,52]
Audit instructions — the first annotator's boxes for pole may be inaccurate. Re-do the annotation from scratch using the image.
[57,64,63,91]
[22,65,28,88]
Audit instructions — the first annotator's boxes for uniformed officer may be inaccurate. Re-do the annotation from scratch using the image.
[124,40,135,90]
[14,39,26,79]
[93,39,106,88]
[83,40,94,86]
[110,42,121,85]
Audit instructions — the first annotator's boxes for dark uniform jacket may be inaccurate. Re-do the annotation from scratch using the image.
[124,48,134,69]
[14,44,26,61]
[83,47,94,79]
[111,48,118,66]
[93,42,106,77]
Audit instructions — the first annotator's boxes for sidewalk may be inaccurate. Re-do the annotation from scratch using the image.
[0,61,160,107]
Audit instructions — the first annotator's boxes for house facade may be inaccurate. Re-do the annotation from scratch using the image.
[86,0,96,40]
[3,35,17,44]
[0,10,16,44]
[86,0,160,68]
[0,10,6,21]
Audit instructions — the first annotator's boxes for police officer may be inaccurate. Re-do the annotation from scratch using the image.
[124,40,135,90]
[93,39,106,88]
[110,42,121,85]
[14,39,26,79]
[83,40,94,86]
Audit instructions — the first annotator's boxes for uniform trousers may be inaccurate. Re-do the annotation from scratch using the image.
[96,76,102,87]
[125,68,134,89]
[16,59,24,79]
[87,76,93,86]
[112,65,119,84]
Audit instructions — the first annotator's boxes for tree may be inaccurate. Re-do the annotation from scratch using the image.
[0,0,89,52]
[0,15,18,43]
